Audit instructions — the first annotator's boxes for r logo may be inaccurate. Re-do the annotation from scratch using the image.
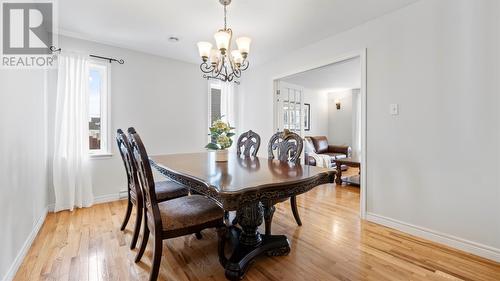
[2,2,53,55]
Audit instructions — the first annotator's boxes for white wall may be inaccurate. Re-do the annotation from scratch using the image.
[1,35,211,279]
[302,89,329,136]
[327,90,353,146]
[240,0,500,260]
[46,36,209,203]
[0,70,49,280]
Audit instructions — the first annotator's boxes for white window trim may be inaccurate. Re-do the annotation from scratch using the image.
[207,81,221,142]
[88,60,112,158]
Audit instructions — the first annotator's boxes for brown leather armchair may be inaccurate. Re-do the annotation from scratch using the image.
[304,136,351,168]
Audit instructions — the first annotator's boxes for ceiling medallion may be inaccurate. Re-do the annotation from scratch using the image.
[197,0,251,84]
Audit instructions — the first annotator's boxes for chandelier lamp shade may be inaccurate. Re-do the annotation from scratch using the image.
[197,0,251,83]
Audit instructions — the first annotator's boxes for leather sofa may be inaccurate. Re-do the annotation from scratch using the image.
[304,136,351,168]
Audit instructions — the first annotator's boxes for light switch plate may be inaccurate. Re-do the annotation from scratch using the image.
[390,104,399,115]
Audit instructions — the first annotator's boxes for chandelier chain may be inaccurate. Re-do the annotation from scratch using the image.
[224,4,227,30]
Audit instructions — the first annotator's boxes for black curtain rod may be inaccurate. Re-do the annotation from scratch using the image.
[49,46,125,64]
[89,54,124,64]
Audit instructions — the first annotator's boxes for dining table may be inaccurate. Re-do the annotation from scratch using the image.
[150,152,336,280]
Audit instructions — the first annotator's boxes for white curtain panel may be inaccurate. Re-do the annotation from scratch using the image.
[351,89,362,159]
[220,81,237,129]
[53,54,94,212]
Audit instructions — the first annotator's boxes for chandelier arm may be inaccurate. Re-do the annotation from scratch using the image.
[227,69,234,82]
[214,61,220,74]
[211,59,226,81]
[228,53,238,71]
[220,55,225,71]
[200,61,215,74]
[214,70,223,81]
[218,56,226,78]
[239,60,249,71]
[215,55,223,75]
[232,66,241,78]
[200,62,213,73]
[225,28,234,70]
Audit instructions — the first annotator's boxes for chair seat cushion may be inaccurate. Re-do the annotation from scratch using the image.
[130,180,188,203]
[157,195,224,231]
[155,180,189,201]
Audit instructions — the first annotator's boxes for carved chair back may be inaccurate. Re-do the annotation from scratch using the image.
[236,130,261,157]
[267,130,303,164]
[116,129,141,199]
[128,127,161,234]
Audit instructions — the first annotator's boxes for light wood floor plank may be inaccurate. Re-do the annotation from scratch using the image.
[13,168,500,281]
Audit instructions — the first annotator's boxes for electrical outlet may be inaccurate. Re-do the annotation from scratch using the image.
[390,104,399,115]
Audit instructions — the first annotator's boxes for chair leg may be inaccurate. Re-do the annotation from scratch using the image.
[130,200,143,249]
[149,235,163,281]
[120,199,133,231]
[264,203,276,236]
[222,210,240,226]
[216,226,228,267]
[290,196,302,226]
[135,212,150,263]
[231,216,238,226]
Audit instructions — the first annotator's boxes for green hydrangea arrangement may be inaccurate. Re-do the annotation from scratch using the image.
[205,119,235,150]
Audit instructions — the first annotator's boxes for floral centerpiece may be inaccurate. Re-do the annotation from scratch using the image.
[205,119,235,162]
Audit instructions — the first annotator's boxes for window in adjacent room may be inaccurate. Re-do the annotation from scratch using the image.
[88,61,110,156]
[209,85,222,125]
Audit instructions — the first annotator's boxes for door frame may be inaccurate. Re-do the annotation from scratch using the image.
[272,49,367,219]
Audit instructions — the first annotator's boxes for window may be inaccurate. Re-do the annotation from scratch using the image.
[210,86,222,125]
[208,82,232,126]
[88,61,110,156]
[207,81,236,141]
[281,101,309,132]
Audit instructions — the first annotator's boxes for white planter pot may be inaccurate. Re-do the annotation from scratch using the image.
[215,149,228,162]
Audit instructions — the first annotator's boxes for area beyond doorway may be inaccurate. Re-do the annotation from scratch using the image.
[272,50,367,218]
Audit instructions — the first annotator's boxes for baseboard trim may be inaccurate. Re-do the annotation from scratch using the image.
[93,193,121,204]
[2,207,48,281]
[47,192,125,212]
[366,212,500,263]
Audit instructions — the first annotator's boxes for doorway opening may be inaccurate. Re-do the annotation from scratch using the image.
[273,50,367,218]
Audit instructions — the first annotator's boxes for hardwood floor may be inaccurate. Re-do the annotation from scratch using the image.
[15,168,500,281]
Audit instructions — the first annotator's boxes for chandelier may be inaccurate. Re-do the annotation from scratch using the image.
[197,0,251,84]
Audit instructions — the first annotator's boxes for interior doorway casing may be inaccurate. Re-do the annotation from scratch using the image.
[272,49,367,219]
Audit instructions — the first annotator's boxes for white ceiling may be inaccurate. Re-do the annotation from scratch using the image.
[282,57,361,92]
[59,0,418,65]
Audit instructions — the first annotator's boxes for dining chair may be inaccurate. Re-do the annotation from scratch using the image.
[226,130,263,226]
[116,129,189,249]
[128,127,225,281]
[266,130,304,235]
[236,130,261,157]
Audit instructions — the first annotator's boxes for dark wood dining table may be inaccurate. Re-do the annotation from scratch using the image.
[150,152,335,280]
